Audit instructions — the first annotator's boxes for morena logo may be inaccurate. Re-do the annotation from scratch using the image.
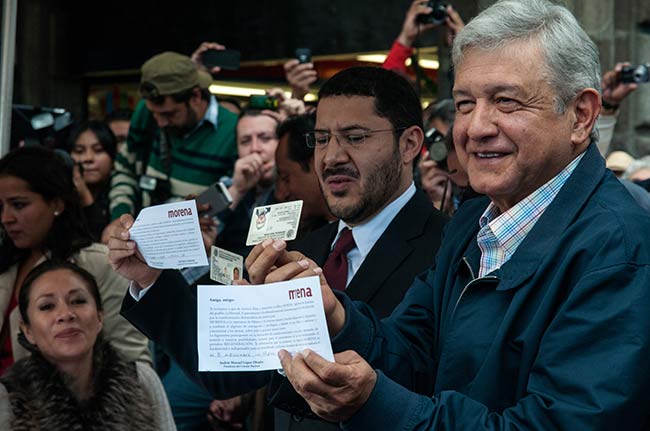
[288,287,313,300]
[167,208,193,218]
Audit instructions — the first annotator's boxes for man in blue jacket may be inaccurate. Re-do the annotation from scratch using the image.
[246,0,650,429]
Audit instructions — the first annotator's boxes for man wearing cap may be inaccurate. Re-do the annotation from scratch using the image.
[106,51,238,241]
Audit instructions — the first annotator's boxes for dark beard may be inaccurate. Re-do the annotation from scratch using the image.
[323,143,403,225]
[165,105,199,137]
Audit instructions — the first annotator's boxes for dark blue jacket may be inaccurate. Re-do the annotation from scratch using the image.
[337,144,650,430]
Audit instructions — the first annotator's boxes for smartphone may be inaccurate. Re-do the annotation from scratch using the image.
[196,181,232,217]
[295,48,312,64]
[201,49,241,71]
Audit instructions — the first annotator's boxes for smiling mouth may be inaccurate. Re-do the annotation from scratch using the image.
[475,152,506,159]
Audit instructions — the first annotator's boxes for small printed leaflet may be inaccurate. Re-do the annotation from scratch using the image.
[197,276,334,371]
[129,200,208,269]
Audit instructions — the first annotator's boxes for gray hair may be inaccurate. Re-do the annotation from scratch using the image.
[622,156,650,181]
[452,0,601,142]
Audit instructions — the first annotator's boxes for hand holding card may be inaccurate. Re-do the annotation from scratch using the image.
[246,200,303,246]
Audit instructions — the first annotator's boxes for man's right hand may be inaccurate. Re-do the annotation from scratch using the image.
[418,151,453,213]
[107,214,161,289]
[601,62,639,113]
[228,153,267,207]
[284,59,317,101]
[246,239,346,336]
[191,41,226,75]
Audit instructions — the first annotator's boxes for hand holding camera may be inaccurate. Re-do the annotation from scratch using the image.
[601,62,642,113]
[284,49,317,101]
[399,0,464,47]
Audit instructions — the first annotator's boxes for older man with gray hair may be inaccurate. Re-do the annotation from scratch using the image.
[247,0,650,429]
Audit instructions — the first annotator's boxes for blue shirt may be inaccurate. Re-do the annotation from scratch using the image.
[477,153,585,277]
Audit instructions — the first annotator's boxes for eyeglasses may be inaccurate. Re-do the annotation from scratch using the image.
[304,127,406,149]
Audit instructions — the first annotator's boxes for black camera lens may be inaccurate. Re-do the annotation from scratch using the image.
[416,1,448,25]
[620,64,650,84]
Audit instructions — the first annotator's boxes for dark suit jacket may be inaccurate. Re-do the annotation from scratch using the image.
[121,188,448,430]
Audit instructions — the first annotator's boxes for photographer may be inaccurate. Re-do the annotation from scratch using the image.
[418,125,470,215]
[383,0,464,75]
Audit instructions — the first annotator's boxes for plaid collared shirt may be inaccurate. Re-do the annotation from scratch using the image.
[476,153,585,277]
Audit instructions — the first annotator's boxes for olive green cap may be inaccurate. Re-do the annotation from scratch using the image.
[140,51,202,98]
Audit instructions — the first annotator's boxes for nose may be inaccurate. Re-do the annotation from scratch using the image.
[465,101,498,142]
[81,149,94,163]
[250,136,264,154]
[1,205,15,225]
[319,135,350,167]
[56,305,76,323]
[153,113,169,128]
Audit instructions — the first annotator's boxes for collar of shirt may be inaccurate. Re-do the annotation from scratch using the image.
[477,152,585,277]
[332,182,416,282]
[184,95,219,137]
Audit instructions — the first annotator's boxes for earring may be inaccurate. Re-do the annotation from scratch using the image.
[54,211,59,216]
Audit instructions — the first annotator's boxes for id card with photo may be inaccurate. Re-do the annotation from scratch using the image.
[245,200,303,246]
[210,247,244,285]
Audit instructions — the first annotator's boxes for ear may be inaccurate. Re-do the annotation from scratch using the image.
[570,88,601,147]
[19,320,36,345]
[96,310,104,332]
[52,198,65,216]
[400,126,424,165]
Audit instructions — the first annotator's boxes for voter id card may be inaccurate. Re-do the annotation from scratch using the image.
[210,246,244,284]
[245,200,303,246]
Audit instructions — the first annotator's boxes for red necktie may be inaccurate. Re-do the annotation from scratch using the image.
[322,228,356,291]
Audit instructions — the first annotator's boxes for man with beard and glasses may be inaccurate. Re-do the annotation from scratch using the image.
[108,66,449,431]
[107,51,238,241]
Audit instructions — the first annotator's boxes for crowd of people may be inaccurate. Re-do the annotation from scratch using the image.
[1,0,649,430]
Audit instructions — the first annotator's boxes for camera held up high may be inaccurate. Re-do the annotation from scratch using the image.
[621,64,650,84]
[416,0,449,25]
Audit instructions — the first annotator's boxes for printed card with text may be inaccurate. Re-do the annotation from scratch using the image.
[245,200,303,246]
[210,246,244,285]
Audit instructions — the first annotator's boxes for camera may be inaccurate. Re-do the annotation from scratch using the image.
[621,64,650,84]
[424,127,447,171]
[295,48,311,64]
[416,0,448,25]
[249,95,279,110]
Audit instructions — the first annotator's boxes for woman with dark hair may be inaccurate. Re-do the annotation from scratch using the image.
[0,261,175,430]
[67,120,117,241]
[0,146,150,375]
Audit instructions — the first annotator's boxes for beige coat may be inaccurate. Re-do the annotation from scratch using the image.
[0,243,151,364]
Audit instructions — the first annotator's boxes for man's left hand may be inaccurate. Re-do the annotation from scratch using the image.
[278,349,377,423]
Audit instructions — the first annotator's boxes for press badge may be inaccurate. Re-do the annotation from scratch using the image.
[139,175,157,191]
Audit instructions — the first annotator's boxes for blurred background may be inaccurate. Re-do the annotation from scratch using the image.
[2,0,650,156]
